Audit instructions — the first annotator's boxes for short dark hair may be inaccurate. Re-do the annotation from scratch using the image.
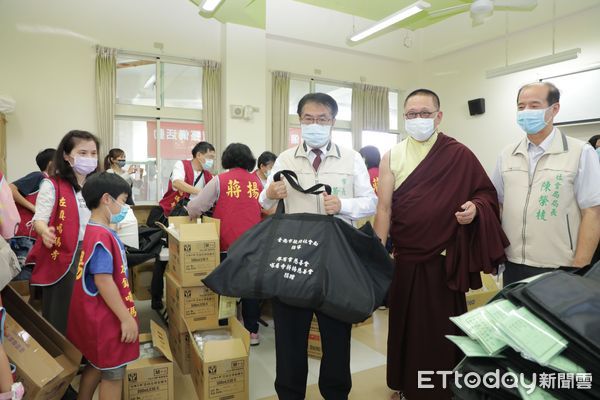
[517,82,560,105]
[404,89,440,109]
[221,143,256,172]
[297,93,338,118]
[192,142,215,158]
[82,172,131,210]
[589,135,600,148]
[359,146,381,169]
[257,151,277,168]
[36,148,56,171]
[103,148,125,170]
[52,130,100,191]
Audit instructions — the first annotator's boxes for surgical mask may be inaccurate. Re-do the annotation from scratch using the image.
[72,156,97,176]
[265,169,272,178]
[405,118,436,141]
[117,160,126,168]
[107,198,130,224]
[301,124,331,148]
[596,147,600,159]
[517,108,549,135]
[203,158,214,170]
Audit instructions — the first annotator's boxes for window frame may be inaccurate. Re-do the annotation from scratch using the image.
[114,51,205,205]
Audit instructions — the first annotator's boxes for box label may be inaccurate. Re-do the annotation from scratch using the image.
[207,359,246,399]
[126,368,170,400]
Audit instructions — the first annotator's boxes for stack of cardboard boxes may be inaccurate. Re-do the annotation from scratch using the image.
[163,217,249,399]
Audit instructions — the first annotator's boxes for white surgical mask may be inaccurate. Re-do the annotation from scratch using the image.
[301,124,331,148]
[405,118,436,141]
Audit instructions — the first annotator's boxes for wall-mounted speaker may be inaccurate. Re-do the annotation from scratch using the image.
[468,98,485,116]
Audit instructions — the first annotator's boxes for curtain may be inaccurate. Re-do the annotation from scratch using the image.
[202,60,222,168]
[351,83,389,148]
[271,71,290,154]
[95,46,117,158]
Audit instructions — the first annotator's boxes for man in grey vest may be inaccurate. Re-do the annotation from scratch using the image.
[492,82,600,285]
[259,92,377,400]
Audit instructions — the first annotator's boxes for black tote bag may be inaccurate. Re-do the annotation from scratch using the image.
[202,170,393,323]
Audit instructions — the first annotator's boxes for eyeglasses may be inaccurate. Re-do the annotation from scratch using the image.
[300,116,333,125]
[404,111,438,119]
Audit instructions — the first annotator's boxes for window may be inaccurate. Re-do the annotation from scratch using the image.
[288,76,399,152]
[314,83,352,121]
[361,131,398,157]
[115,54,204,204]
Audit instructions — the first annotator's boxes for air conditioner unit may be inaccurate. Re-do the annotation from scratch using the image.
[230,105,244,119]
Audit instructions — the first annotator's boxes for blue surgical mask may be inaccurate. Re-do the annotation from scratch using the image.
[517,108,549,135]
[596,147,600,159]
[107,198,130,224]
[117,160,126,168]
[203,159,214,170]
[301,124,331,148]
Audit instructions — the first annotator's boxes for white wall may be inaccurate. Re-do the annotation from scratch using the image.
[414,4,600,173]
[222,24,267,158]
[2,0,599,181]
[0,0,221,180]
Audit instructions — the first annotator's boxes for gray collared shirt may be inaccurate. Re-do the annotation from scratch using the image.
[491,128,600,209]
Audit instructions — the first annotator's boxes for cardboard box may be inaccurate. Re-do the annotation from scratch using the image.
[189,318,250,400]
[124,320,174,400]
[1,285,81,400]
[307,316,322,359]
[168,313,192,375]
[465,273,503,311]
[165,217,220,287]
[166,272,221,332]
[131,261,154,301]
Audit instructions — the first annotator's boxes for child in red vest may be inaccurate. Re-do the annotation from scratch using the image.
[66,172,139,400]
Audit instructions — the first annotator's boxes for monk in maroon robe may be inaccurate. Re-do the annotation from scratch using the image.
[375,89,508,400]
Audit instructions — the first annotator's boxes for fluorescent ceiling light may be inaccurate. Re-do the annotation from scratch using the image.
[349,1,430,43]
[486,48,581,79]
[199,0,223,12]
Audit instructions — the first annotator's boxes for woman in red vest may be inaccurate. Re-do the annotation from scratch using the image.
[359,145,381,195]
[187,143,264,345]
[26,130,99,335]
[67,172,138,400]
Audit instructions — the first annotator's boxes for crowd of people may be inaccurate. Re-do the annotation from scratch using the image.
[0,83,598,400]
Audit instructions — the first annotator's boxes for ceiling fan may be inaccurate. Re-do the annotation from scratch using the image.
[429,0,538,26]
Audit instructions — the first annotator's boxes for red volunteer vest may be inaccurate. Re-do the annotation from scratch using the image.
[66,223,139,369]
[368,167,379,195]
[27,177,80,286]
[159,160,213,216]
[212,168,263,251]
[14,191,39,239]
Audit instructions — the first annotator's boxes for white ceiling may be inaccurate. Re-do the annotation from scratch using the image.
[266,0,600,63]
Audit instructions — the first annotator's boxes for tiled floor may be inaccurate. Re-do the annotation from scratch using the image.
[72,300,394,400]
